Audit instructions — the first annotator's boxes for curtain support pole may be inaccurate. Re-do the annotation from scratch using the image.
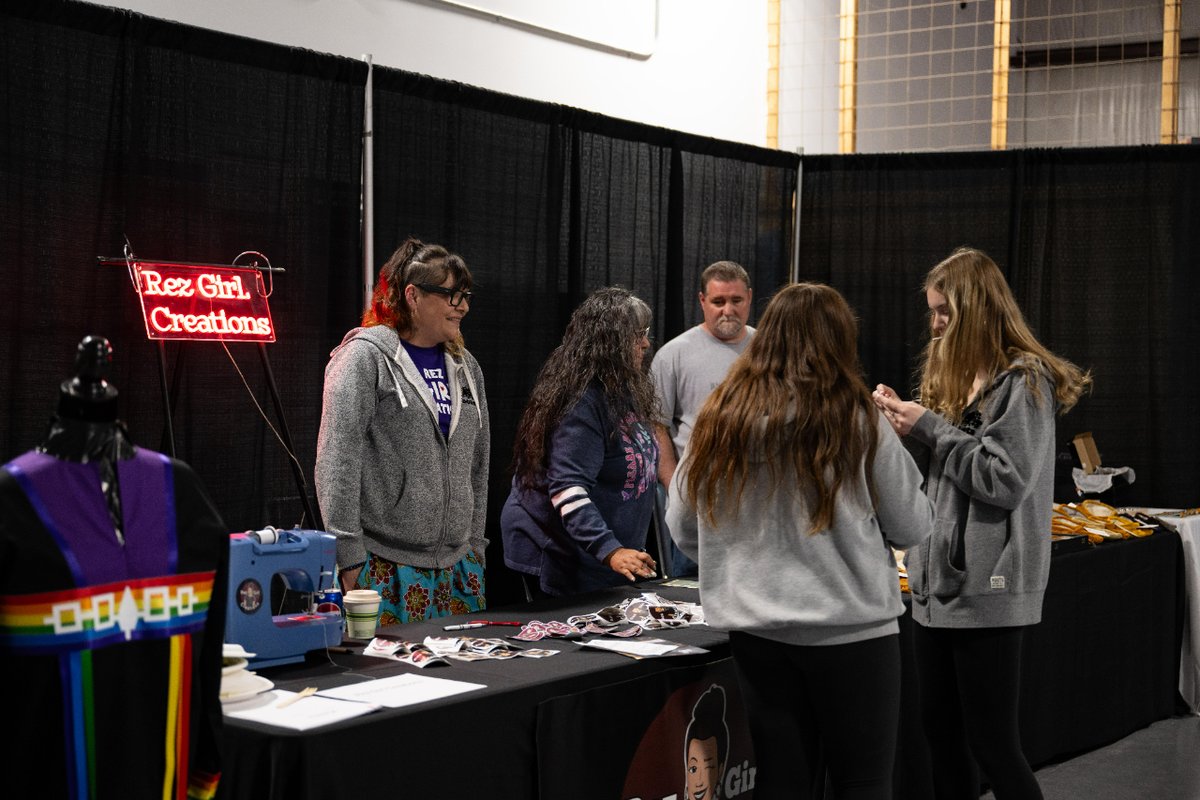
[791,150,803,283]
[362,54,375,308]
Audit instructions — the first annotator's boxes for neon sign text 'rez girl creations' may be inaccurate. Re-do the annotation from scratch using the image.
[133,262,276,343]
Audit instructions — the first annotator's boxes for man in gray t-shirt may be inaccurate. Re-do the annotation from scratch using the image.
[651,261,755,576]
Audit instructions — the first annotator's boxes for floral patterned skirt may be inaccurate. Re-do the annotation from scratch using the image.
[354,550,486,624]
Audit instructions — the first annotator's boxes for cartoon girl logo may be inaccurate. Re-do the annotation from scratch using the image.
[619,677,756,800]
[684,685,729,800]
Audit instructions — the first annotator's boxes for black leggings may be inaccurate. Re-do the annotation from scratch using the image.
[730,631,901,800]
[911,624,1043,800]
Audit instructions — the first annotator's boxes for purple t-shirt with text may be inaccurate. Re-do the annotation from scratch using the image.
[401,340,451,439]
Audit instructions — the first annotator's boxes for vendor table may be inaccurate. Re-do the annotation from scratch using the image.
[218,530,1182,800]
[216,583,734,800]
[1019,525,1183,763]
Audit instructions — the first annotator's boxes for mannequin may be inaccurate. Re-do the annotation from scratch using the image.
[37,335,133,540]
[0,335,229,800]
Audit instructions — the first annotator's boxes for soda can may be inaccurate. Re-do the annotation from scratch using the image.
[315,586,343,615]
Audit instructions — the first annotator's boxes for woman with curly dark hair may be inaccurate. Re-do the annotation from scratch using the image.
[315,236,489,623]
[501,287,659,597]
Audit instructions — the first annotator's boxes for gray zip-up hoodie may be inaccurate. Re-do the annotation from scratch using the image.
[314,325,489,570]
[905,362,1055,629]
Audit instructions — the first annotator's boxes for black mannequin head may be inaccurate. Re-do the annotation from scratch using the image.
[39,335,133,462]
[57,335,119,423]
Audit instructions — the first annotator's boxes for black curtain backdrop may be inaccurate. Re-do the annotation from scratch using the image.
[799,146,1200,508]
[0,3,365,529]
[369,70,798,604]
[6,2,1194,612]
[2,2,797,609]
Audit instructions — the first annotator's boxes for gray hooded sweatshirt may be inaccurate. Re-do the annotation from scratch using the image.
[905,362,1056,629]
[667,410,934,646]
[314,325,489,570]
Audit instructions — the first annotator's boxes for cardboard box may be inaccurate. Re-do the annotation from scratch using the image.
[1073,432,1101,474]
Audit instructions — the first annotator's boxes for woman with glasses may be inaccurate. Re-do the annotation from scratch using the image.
[668,283,934,800]
[873,248,1091,800]
[501,287,659,597]
[315,236,489,622]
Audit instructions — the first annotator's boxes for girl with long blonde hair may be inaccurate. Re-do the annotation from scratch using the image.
[874,247,1091,800]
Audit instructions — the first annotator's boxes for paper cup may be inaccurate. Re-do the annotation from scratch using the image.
[343,589,382,639]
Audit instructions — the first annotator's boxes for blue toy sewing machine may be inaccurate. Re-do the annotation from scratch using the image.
[225,527,344,668]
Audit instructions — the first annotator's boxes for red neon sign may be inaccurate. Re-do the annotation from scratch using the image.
[132,262,276,342]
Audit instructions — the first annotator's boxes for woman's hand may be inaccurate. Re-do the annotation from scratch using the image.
[872,383,926,436]
[603,547,657,582]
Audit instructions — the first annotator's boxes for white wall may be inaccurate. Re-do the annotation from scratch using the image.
[779,0,839,154]
[93,0,769,147]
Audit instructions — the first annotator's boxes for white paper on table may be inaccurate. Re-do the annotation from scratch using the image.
[661,577,700,589]
[577,638,686,657]
[316,672,486,708]
[223,690,380,731]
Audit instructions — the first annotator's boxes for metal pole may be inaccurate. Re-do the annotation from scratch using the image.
[791,149,803,283]
[155,340,176,458]
[362,54,375,309]
[257,343,320,529]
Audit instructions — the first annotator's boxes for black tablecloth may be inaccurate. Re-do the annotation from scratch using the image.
[218,531,1183,800]
[1018,527,1183,762]
[217,583,726,800]
[895,529,1183,800]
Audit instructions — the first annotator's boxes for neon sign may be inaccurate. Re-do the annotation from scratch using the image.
[132,262,276,342]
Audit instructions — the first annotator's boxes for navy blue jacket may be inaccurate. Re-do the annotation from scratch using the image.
[501,383,658,596]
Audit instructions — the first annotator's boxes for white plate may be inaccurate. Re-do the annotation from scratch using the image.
[220,673,274,704]
[222,643,256,659]
[221,657,249,677]
[221,668,263,695]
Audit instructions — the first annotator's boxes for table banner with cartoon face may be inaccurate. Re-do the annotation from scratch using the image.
[537,657,757,800]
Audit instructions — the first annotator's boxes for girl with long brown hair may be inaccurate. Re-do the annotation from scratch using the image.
[873,247,1091,800]
[669,282,933,800]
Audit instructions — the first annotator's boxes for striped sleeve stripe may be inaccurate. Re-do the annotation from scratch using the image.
[558,498,592,518]
[550,486,587,507]
[551,486,592,518]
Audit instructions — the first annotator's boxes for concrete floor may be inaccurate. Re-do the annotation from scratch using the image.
[981,715,1200,800]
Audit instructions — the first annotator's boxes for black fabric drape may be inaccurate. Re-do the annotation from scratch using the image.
[369,67,797,605]
[7,1,1195,608]
[1,1,366,529]
[678,150,798,325]
[800,146,1200,507]
[3,2,797,609]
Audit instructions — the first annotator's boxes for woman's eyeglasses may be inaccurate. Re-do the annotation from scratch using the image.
[414,283,472,307]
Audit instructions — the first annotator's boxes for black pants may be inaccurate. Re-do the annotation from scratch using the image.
[730,631,901,800]
[911,624,1043,800]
